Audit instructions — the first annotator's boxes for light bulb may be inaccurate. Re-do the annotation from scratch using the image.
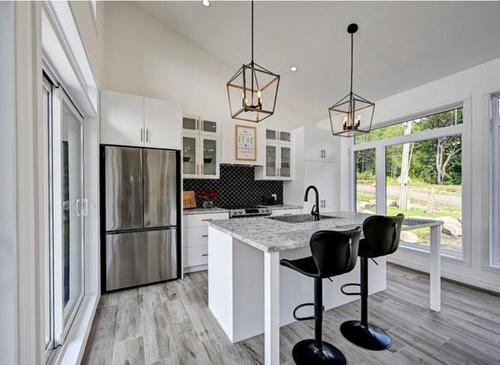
[202,0,210,7]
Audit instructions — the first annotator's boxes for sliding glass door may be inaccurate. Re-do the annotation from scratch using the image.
[60,100,84,328]
[44,77,86,351]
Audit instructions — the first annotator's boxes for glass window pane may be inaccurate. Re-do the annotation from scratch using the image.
[202,120,217,134]
[183,117,197,131]
[266,129,276,140]
[61,103,84,324]
[386,136,462,258]
[355,149,376,214]
[280,147,291,177]
[279,131,291,142]
[355,107,463,144]
[266,145,276,176]
[203,138,217,175]
[183,137,197,175]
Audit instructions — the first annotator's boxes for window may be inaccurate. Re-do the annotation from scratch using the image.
[353,107,464,259]
[355,149,376,214]
[492,96,500,266]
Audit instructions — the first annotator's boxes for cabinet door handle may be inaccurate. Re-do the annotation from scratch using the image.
[202,219,213,222]
[201,254,208,257]
[146,129,149,142]
[201,234,208,238]
[140,128,144,142]
[202,164,204,175]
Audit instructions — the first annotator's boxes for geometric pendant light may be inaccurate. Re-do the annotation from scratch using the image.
[226,0,280,123]
[329,23,375,137]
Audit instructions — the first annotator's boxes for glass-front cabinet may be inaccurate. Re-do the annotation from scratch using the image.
[257,128,293,180]
[182,117,220,179]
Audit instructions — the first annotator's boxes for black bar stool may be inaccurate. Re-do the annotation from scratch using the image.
[340,214,404,351]
[280,228,362,365]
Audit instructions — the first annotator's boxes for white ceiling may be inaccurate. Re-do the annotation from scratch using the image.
[135,1,500,129]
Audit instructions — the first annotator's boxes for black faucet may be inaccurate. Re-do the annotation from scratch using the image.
[304,185,320,221]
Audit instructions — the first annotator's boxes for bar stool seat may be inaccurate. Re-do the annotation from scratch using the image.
[280,257,319,278]
[281,228,361,365]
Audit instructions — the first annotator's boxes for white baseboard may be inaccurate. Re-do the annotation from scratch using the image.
[183,264,208,274]
[54,293,100,365]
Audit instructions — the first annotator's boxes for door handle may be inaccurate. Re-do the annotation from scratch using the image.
[146,129,150,143]
[76,199,81,217]
[201,234,208,238]
[140,128,144,142]
[201,254,208,257]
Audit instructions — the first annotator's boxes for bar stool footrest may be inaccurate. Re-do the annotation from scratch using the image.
[293,303,324,321]
[340,283,361,296]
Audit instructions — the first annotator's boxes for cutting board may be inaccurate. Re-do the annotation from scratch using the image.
[183,191,196,209]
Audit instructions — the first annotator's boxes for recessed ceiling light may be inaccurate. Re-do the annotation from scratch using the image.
[202,0,210,7]
[290,66,297,72]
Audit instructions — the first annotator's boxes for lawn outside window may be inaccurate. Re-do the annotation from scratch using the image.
[353,107,464,259]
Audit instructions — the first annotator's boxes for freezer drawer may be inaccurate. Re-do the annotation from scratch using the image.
[143,149,177,227]
[105,146,143,231]
[105,229,177,291]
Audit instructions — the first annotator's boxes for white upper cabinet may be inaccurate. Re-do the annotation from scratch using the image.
[182,117,220,179]
[144,98,182,149]
[303,127,336,162]
[101,90,144,146]
[255,128,294,180]
[101,90,182,149]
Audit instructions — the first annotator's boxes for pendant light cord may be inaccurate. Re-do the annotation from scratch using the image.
[251,0,254,64]
[350,31,354,95]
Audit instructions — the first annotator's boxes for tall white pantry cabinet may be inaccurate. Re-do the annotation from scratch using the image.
[284,127,340,213]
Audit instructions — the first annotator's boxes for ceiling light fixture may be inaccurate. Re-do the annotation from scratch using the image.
[202,0,210,7]
[329,23,374,137]
[290,66,297,72]
[226,0,280,123]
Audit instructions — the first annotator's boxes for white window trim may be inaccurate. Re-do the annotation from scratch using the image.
[351,103,471,264]
[490,95,500,269]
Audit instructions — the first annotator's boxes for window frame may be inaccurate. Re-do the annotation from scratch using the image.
[351,103,469,262]
[491,95,500,268]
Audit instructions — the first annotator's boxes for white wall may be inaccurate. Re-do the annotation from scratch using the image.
[102,2,232,123]
[318,57,500,292]
[69,1,105,85]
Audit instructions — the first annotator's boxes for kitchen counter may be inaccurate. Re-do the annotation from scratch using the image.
[183,207,230,215]
[207,211,444,365]
[207,211,441,253]
[183,204,302,215]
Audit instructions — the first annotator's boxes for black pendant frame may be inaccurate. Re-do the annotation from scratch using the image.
[226,0,280,123]
[329,23,375,137]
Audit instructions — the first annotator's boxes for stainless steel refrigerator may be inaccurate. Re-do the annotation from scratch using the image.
[102,146,180,291]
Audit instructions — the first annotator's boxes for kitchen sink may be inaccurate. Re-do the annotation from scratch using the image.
[269,214,339,223]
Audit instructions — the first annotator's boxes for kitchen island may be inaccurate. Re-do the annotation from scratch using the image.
[207,212,443,365]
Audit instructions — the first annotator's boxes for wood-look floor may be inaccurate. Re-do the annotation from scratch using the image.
[82,264,500,365]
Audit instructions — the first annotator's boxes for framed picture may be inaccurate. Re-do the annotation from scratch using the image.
[235,125,257,161]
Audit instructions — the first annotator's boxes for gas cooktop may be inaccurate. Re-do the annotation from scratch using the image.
[223,206,272,218]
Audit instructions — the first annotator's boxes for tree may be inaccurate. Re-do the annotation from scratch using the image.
[435,135,461,184]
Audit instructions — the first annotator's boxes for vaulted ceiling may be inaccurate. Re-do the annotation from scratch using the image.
[135,1,500,129]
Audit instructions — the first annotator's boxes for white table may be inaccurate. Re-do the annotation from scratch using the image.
[208,212,443,365]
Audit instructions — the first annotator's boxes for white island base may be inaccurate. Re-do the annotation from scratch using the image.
[207,226,386,344]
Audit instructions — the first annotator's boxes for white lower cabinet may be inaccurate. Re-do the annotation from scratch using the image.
[183,212,229,272]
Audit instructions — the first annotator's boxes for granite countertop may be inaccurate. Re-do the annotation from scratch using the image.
[183,207,230,215]
[207,211,443,253]
[183,204,302,215]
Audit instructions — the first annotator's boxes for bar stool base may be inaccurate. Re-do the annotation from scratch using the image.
[340,320,391,351]
[292,339,346,365]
